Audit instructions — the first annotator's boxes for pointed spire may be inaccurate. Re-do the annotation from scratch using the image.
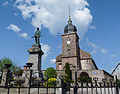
[68,6,72,23]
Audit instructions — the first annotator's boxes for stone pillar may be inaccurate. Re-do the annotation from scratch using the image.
[56,74,62,86]
[28,44,44,78]
[24,69,32,87]
[1,69,9,86]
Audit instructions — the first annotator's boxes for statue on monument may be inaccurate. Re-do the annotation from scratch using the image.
[32,27,41,44]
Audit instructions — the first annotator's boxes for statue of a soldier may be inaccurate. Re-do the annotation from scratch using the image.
[32,27,41,44]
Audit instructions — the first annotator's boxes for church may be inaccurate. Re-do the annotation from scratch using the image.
[56,16,113,81]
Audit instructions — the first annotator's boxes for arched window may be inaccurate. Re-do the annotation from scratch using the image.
[80,72,89,77]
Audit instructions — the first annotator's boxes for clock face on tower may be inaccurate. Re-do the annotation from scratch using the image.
[67,37,71,44]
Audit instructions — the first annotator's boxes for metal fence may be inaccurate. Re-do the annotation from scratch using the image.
[0,79,120,94]
[0,66,120,94]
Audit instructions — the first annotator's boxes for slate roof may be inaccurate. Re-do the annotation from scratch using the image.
[64,16,77,34]
[56,49,92,62]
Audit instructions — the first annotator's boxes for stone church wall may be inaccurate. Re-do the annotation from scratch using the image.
[81,59,96,70]
[62,57,78,69]
[57,70,113,82]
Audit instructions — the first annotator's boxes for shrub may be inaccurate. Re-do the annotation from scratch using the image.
[15,69,23,76]
[64,78,74,83]
[44,67,57,79]
[45,78,56,87]
[77,76,92,83]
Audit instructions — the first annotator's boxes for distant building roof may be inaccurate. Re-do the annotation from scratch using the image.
[56,54,62,62]
[56,49,92,62]
[80,50,91,59]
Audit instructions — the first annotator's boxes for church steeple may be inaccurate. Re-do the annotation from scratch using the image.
[68,16,72,23]
[68,7,72,23]
[64,9,77,34]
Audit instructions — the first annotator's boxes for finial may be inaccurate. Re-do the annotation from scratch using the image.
[68,6,72,23]
[37,27,39,31]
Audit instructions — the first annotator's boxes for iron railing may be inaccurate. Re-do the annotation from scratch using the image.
[0,78,120,94]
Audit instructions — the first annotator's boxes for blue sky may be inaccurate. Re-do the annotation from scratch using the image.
[0,0,120,73]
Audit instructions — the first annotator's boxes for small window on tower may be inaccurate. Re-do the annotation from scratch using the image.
[67,37,70,41]
[67,49,71,54]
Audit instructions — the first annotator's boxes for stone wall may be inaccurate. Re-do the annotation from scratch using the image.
[0,88,55,94]
[56,70,113,82]
[81,59,97,70]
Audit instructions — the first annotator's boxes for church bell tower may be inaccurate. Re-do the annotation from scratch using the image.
[56,16,81,70]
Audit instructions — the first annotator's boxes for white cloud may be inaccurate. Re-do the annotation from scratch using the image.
[15,0,93,39]
[7,24,29,38]
[3,1,8,6]
[41,43,50,60]
[101,48,108,54]
[50,59,56,64]
[8,24,21,32]
[20,33,28,38]
[89,25,96,30]
[86,38,109,55]
[86,38,98,55]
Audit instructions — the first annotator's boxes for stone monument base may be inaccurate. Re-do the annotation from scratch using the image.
[27,44,44,78]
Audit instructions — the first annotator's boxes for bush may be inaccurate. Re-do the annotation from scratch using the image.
[15,69,23,76]
[45,78,56,87]
[64,78,74,83]
[44,67,57,79]
[77,76,92,83]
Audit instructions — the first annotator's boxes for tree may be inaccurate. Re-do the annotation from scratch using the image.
[78,72,92,83]
[65,63,71,79]
[44,67,57,79]
[0,57,22,73]
[0,57,13,71]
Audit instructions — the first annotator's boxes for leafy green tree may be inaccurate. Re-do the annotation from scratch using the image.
[0,57,13,71]
[65,63,71,79]
[44,67,57,79]
[0,57,21,73]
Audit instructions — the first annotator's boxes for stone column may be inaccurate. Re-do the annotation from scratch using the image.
[28,44,44,78]
[1,69,9,86]
[24,69,32,87]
